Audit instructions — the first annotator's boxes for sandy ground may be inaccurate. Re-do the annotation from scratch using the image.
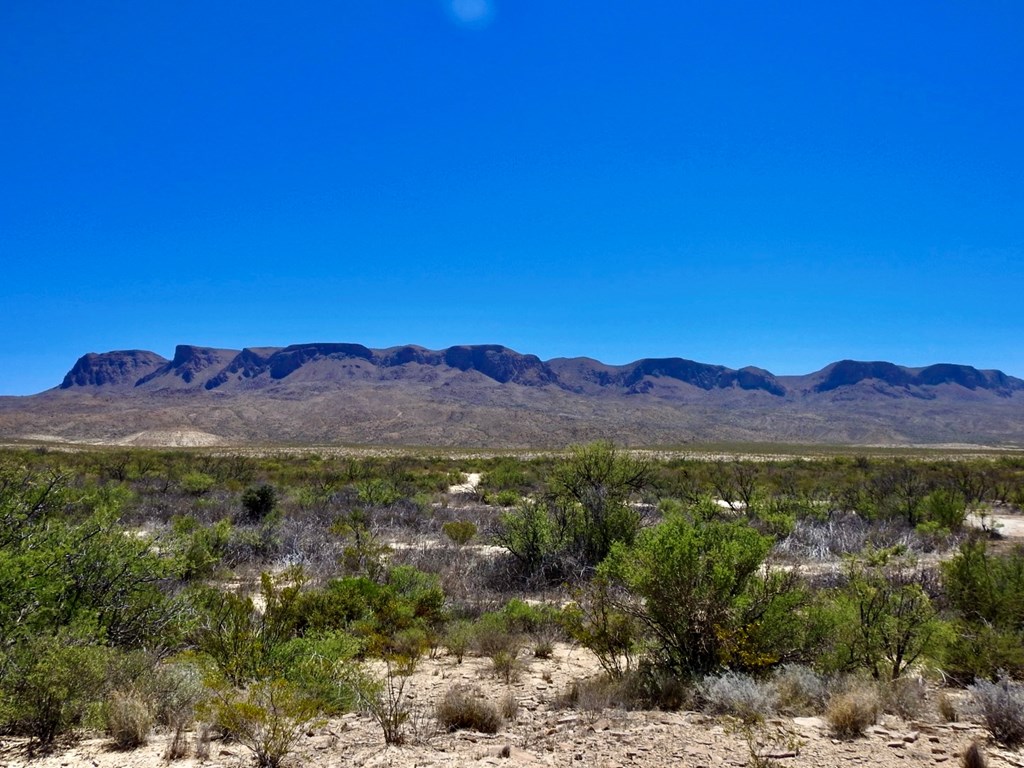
[0,643,1013,768]
[447,473,482,495]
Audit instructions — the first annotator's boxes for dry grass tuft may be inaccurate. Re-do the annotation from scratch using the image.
[436,685,503,734]
[106,690,154,749]
[826,683,880,739]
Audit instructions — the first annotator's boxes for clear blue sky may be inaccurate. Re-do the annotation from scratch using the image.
[2,1,1022,395]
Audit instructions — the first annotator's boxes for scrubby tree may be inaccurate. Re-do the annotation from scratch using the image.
[240,484,279,524]
[496,442,651,581]
[825,548,946,680]
[598,499,811,678]
[942,540,1024,680]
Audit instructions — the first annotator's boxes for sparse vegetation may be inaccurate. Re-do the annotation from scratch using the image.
[0,444,1022,764]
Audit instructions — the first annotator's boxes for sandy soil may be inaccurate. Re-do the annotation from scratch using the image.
[0,643,1011,768]
[447,473,482,495]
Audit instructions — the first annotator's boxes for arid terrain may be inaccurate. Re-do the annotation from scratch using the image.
[2,343,1024,448]
[0,642,1006,768]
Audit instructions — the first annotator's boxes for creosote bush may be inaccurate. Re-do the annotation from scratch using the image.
[436,684,502,733]
[206,678,321,768]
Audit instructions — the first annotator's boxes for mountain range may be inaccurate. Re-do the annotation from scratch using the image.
[1,342,1022,448]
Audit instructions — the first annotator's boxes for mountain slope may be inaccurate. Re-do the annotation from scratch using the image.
[2,343,1022,448]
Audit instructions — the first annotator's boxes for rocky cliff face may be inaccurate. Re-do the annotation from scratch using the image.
[60,350,168,388]
[25,342,1023,447]
[55,344,1024,399]
[799,360,1022,397]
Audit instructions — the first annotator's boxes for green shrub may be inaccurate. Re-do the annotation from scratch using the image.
[922,489,967,531]
[824,549,947,680]
[355,478,402,507]
[238,485,278,524]
[0,630,110,748]
[443,620,473,663]
[180,471,216,496]
[493,490,520,507]
[500,598,560,636]
[270,632,361,715]
[495,442,651,581]
[562,577,642,679]
[942,541,1024,681]
[442,520,477,545]
[599,501,810,677]
[170,516,231,580]
[497,499,558,580]
[206,678,322,768]
[192,571,304,685]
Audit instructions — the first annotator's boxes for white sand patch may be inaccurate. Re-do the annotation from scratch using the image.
[967,507,1024,538]
[448,472,482,495]
[113,429,226,447]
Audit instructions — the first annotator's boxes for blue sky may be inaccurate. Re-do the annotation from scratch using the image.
[2,1,1022,395]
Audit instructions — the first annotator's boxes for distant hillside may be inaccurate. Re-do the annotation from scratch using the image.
[1,342,1022,448]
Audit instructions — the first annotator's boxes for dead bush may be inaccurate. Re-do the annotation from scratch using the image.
[961,741,987,768]
[556,676,617,715]
[826,682,880,738]
[499,692,518,722]
[532,631,556,659]
[772,665,828,716]
[106,690,154,748]
[436,685,502,734]
[884,676,927,721]
[938,691,959,723]
[491,650,521,684]
[473,623,522,660]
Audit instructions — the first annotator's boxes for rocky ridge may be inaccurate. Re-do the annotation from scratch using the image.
[0,342,1019,448]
